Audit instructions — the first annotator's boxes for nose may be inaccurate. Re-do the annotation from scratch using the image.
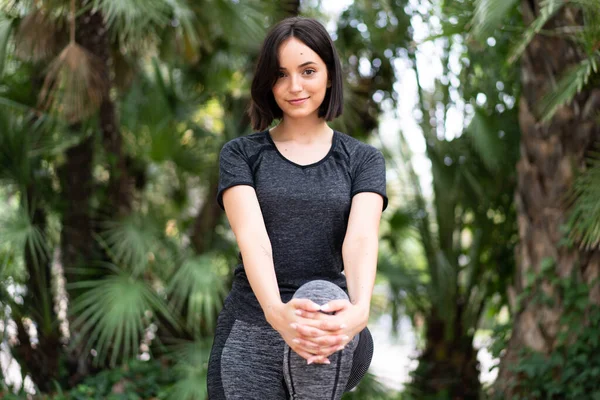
[289,73,302,93]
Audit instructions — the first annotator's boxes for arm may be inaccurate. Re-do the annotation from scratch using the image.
[222,185,282,317]
[339,191,384,327]
[292,192,384,356]
[222,185,329,361]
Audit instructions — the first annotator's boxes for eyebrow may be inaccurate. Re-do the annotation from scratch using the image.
[278,61,317,70]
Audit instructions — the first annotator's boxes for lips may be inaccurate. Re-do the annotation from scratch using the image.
[288,97,309,105]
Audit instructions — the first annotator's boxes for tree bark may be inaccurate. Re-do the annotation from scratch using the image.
[496,2,600,395]
[77,2,132,217]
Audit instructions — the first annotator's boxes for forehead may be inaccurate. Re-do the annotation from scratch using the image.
[277,37,325,68]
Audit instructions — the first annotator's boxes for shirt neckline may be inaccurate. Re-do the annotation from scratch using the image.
[265,129,338,169]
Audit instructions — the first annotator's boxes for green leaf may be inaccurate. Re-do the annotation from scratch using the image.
[166,254,227,337]
[0,16,13,77]
[69,273,179,367]
[465,106,505,172]
[508,0,565,63]
[165,340,212,400]
[471,0,519,41]
[538,54,599,122]
[0,205,50,268]
[97,212,164,277]
[566,153,600,249]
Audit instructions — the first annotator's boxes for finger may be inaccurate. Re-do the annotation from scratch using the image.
[302,333,348,347]
[317,343,346,358]
[296,316,346,332]
[294,310,327,320]
[293,348,317,362]
[307,355,331,365]
[320,299,350,313]
[292,337,320,351]
[293,324,330,338]
[291,298,321,312]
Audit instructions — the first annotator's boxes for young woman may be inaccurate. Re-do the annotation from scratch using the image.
[207,16,388,399]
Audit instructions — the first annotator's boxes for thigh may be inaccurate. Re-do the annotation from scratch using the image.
[208,310,287,400]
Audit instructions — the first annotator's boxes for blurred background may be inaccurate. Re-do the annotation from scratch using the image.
[0,0,599,399]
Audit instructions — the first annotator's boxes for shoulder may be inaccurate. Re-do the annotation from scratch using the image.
[220,131,270,158]
[335,131,383,163]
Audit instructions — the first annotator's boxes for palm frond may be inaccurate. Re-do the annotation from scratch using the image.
[97,212,163,277]
[465,107,505,172]
[565,153,600,249]
[39,42,106,123]
[508,0,565,63]
[0,205,50,269]
[165,339,212,400]
[0,108,32,186]
[471,0,519,42]
[203,0,266,49]
[538,52,599,122]
[577,0,600,55]
[92,0,170,42]
[14,10,63,62]
[0,16,13,77]
[69,273,179,367]
[166,254,227,337]
[430,250,457,332]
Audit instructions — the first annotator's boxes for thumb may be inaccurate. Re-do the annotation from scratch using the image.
[320,299,350,313]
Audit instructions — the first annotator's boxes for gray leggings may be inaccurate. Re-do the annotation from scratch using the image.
[207,280,374,399]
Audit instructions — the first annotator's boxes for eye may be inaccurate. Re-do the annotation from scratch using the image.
[277,71,287,79]
[303,69,316,75]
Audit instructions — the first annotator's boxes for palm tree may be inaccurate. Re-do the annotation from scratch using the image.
[1,1,416,397]
[471,0,600,397]
[372,1,522,397]
[0,0,269,394]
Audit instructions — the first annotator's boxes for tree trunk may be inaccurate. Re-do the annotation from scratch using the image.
[411,311,481,400]
[496,2,600,396]
[58,131,97,386]
[57,3,133,386]
[78,2,132,217]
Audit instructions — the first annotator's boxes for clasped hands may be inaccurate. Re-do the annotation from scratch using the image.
[266,298,369,365]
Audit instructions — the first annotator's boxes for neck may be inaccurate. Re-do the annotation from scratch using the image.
[272,116,332,143]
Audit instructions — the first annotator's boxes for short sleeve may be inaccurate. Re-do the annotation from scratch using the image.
[216,140,255,210]
[351,146,388,211]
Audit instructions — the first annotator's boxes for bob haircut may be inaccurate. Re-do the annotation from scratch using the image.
[248,17,344,131]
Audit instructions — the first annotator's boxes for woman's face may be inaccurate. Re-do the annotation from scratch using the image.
[272,37,330,121]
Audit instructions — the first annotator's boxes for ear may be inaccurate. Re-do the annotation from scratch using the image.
[327,80,332,88]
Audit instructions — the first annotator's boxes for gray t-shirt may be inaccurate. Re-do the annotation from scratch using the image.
[217,129,387,319]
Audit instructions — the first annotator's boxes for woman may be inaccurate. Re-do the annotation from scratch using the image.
[207,16,388,399]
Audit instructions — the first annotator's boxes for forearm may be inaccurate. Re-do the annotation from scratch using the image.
[342,235,379,318]
[236,231,283,318]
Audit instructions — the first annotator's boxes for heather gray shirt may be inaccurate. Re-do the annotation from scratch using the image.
[217,129,387,319]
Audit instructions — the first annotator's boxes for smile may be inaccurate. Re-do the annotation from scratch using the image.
[288,97,309,105]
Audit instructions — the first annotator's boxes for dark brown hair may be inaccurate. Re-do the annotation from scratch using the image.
[248,17,344,131]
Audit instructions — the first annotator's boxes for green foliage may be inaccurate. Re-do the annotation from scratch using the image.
[564,153,600,250]
[507,0,565,63]
[492,259,600,399]
[51,359,180,400]
[472,0,519,41]
[166,253,228,337]
[69,271,180,367]
[538,53,600,122]
[342,372,398,400]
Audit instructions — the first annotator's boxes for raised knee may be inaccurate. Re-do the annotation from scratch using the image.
[293,280,348,304]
